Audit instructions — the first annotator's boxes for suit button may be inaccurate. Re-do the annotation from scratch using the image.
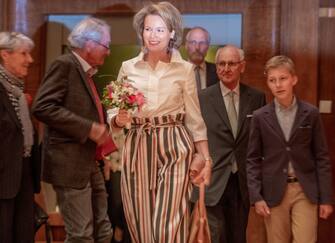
[286,146,291,151]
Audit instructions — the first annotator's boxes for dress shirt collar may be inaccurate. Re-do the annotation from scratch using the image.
[274,96,297,112]
[134,48,185,66]
[219,81,240,98]
[72,51,97,77]
[189,61,206,71]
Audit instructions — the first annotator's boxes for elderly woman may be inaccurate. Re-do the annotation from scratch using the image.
[113,2,211,243]
[0,31,40,243]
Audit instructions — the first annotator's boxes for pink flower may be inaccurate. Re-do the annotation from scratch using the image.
[135,92,145,107]
[107,85,113,99]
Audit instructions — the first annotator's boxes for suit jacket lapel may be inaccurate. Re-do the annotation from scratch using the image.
[236,84,250,137]
[70,53,107,121]
[70,53,96,105]
[263,102,287,142]
[205,62,215,87]
[205,62,210,87]
[0,84,21,128]
[208,83,232,130]
[289,100,309,140]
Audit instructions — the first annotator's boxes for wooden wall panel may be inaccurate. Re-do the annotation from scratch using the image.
[318,16,335,243]
[320,0,335,7]
[42,0,99,14]
[6,0,47,97]
[0,0,8,30]
[243,1,281,99]
[280,0,319,105]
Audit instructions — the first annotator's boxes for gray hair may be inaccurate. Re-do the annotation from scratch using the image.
[185,26,211,44]
[133,1,183,48]
[0,32,34,52]
[264,55,296,76]
[215,45,245,63]
[68,17,110,49]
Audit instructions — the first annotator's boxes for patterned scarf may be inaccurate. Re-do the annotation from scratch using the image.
[0,64,33,157]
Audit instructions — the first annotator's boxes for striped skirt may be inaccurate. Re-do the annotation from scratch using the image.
[121,114,194,243]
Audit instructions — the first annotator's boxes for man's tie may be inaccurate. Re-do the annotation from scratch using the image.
[194,66,201,91]
[87,75,104,123]
[227,91,238,137]
[227,91,238,173]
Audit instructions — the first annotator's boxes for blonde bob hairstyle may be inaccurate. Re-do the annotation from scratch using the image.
[264,55,296,76]
[133,1,183,49]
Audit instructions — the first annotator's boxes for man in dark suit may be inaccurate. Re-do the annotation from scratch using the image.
[185,26,219,90]
[33,17,113,243]
[247,55,333,243]
[193,45,266,243]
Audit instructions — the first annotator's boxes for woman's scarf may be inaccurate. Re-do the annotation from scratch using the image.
[0,64,33,157]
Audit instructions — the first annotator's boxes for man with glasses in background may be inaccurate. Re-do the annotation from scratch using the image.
[192,45,266,243]
[184,26,219,90]
[33,17,113,243]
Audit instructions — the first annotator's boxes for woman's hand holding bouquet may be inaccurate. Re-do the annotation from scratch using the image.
[102,76,145,129]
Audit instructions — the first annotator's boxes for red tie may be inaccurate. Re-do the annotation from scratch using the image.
[87,75,117,160]
[87,75,104,123]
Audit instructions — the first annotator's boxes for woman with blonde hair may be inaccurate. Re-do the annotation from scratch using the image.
[112,2,211,243]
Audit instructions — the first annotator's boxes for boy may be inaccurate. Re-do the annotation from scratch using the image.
[246,55,333,243]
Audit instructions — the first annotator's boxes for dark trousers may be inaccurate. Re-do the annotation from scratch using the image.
[206,173,249,243]
[0,157,34,243]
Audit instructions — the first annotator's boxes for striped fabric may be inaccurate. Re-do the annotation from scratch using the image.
[121,114,194,243]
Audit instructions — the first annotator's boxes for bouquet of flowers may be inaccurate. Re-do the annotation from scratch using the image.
[102,76,145,111]
[102,76,145,127]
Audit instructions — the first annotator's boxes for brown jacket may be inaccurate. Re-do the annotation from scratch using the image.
[32,52,102,189]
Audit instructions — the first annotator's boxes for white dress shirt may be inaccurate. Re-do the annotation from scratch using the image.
[72,51,97,76]
[117,49,207,142]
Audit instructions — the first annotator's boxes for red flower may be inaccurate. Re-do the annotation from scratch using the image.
[127,95,137,104]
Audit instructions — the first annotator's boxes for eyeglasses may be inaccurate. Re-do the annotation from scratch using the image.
[144,26,168,35]
[216,61,243,69]
[88,38,110,50]
[186,40,209,47]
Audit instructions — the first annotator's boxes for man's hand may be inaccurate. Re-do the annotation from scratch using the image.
[88,122,109,145]
[319,204,333,219]
[255,200,271,217]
